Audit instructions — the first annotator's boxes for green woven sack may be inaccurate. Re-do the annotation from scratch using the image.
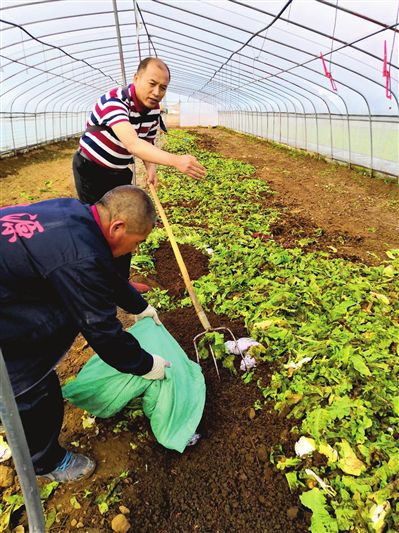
[62,318,205,453]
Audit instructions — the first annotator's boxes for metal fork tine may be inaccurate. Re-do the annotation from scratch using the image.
[208,342,220,380]
[193,326,245,380]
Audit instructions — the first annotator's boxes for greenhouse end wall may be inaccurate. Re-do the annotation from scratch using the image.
[219,112,399,178]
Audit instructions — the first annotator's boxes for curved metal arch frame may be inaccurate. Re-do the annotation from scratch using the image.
[3,4,395,99]
[39,68,228,124]
[1,46,376,173]
[4,46,242,115]
[151,16,399,102]
[1,0,397,175]
[0,37,378,121]
[139,2,398,97]
[135,16,399,129]
[183,32,382,172]
[150,35,335,150]
[151,37,361,169]
[210,56,355,159]
[243,77,322,153]
[25,66,220,127]
[4,29,395,119]
[227,0,399,68]
[222,78,315,151]
[0,8,394,123]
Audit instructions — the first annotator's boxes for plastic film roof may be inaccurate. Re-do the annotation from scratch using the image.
[1,0,398,116]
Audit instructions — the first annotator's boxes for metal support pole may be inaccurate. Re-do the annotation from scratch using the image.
[0,348,46,533]
[133,0,142,62]
[10,114,17,155]
[112,0,127,86]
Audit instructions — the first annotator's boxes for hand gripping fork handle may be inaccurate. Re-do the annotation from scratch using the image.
[148,184,243,379]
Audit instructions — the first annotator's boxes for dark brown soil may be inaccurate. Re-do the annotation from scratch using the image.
[269,211,365,262]
[112,310,307,533]
[4,243,309,533]
[56,311,309,533]
[154,241,210,297]
[2,126,398,532]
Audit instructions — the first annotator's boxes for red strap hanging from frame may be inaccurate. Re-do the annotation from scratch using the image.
[320,52,337,91]
[383,40,392,100]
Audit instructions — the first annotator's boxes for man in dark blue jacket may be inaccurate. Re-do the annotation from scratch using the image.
[0,185,169,482]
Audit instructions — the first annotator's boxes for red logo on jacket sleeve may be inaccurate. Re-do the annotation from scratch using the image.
[0,213,44,243]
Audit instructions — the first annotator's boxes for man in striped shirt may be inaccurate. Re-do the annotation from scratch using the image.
[73,57,205,282]
[73,57,205,200]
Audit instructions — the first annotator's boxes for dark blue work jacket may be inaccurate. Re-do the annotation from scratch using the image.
[0,198,153,395]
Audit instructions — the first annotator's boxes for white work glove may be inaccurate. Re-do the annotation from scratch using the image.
[142,354,171,380]
[134,304,161,326]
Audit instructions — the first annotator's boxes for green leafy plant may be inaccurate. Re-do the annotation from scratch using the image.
[130,253,155,273]
[0,482,58,532]
[145,287,178,312]
[155,129,399,531]
[19,191,38,201]
[197,331,236,374]
[95,471,129,515]
[39,180,55,193]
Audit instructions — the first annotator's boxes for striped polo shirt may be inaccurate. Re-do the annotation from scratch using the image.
[79,84,160,170]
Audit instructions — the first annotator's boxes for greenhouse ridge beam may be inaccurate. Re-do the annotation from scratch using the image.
[315,0,399,34]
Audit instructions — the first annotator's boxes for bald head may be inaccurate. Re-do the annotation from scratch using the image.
[134,57,170,109]
[96,185,156,234]
[137,57,170,80]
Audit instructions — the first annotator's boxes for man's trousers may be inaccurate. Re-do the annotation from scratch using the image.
[16,371,66,475]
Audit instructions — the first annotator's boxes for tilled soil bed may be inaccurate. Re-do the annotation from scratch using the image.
[193,127,398,264]
[3,243,309,533]
[0,127,398,532]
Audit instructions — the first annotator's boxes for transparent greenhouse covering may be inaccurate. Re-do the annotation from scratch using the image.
[1,0,398,176]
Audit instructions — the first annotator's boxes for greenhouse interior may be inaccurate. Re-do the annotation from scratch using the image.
[0,1,398,532]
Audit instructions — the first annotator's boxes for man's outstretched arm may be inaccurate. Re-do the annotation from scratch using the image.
[112,122,206,180]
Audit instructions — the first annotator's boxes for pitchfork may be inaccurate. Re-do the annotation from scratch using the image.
[149,184,243,379]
